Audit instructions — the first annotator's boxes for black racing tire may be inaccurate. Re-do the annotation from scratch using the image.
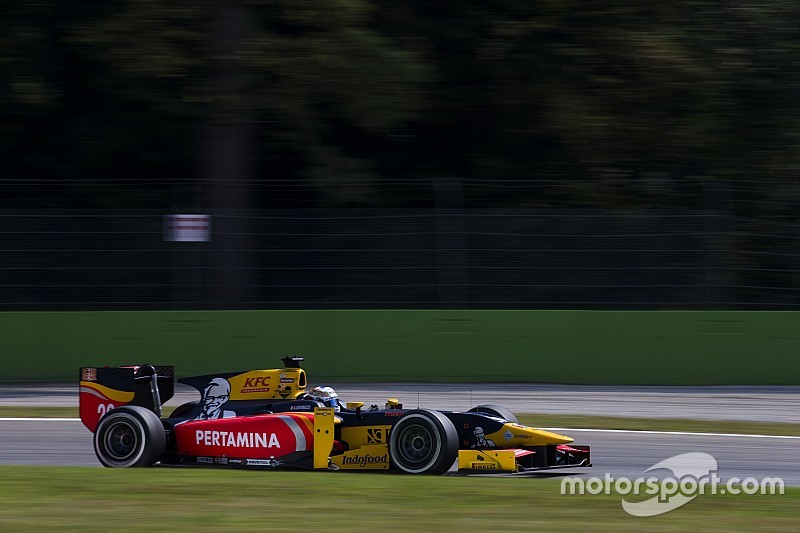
[94,406,166,468]
[168,400,199,419]
[389,409,458,475]
[467,404,519,424]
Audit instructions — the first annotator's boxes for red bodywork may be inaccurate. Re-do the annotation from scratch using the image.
[78,381,132,433]
[173,412,316,460]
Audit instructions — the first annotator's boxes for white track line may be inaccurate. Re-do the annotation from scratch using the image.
[541,427,800,440]
[0,418,798,440]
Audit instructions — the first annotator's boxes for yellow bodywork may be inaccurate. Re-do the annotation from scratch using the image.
[312,407,576,471]
[330,444,390,470]
[224,368,307,401]
[313,407,336,469]
[313,408,390,470]
[483,422,573,447]
[340,425,392,449]
[457,450,518,472]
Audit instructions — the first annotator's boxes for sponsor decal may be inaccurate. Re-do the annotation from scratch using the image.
[470,462,498,470]
[291,404,312,410]
[81,368,97,381]
[341,454,389,468]
[367,428,386,444]
[242,376,271,394]
[244,377,269,388]
[215,457,228,465]
[246,458,282,467]
[195,430,281,449]
[279,374,295,384]
[196,456,214,464]
[504,430,513,441]
[228,458,243,465]
[472,427,495,448]
[385,411,403,416]
[197,378,235,420]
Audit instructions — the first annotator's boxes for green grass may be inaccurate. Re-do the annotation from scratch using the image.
[0,467,794,532]
[3,406,798,437]
[0,406,78,418]
[0,406,178,418]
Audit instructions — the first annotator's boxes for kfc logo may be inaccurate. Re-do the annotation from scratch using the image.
[242,376,271,393]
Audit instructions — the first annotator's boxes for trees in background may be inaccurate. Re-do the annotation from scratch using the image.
[3,1,800,307]
[1,0,429,208]
[3,1,800,210]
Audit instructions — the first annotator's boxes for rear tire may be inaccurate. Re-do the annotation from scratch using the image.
[94,406,165,467]
[467,404,519,424]
[389,409,458,475]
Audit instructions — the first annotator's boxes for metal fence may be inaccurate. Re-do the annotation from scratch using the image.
[3,206,796,310]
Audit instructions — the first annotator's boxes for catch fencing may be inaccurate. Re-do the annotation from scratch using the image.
[2,206,795,310]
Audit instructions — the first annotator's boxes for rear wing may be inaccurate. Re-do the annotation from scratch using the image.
[79,365,174,432]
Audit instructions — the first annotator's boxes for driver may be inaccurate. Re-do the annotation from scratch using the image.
[306,386,341,411]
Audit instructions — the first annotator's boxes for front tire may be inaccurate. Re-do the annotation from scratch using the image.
[94,406,166,467]
[389,409,458,475]
[467,404,519,424]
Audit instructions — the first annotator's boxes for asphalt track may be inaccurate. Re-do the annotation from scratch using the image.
[3,383,799,422]
[1,384,798,485]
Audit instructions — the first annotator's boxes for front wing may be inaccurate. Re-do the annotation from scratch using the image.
[456,445,591,474]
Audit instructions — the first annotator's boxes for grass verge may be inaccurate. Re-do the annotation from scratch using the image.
[0,467,794,532]
[0,406,178,418]
[0,406,78,418]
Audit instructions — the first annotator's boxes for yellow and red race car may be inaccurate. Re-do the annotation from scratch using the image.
[79,357,590,475]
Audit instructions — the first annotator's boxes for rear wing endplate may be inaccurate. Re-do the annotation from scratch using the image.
[79,365,174,432]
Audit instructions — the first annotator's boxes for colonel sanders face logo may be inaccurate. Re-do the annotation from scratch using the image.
[472,426,495,448]
[197,377,236,420]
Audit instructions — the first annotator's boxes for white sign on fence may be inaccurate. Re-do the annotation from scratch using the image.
[164,214,211,242]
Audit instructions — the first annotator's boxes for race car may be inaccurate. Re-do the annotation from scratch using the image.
[79,357,591,475]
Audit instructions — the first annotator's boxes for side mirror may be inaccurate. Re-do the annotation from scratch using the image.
[347,401,365,419]
[385,398,403,410]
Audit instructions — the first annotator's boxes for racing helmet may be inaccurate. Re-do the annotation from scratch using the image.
[307,386,340,411]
